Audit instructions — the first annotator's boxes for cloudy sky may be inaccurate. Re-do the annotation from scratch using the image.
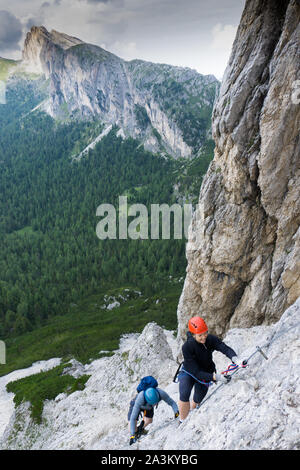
[0,0,245,80]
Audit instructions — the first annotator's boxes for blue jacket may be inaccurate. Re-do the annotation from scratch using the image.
[182,332,236,383]
[129,388,178,436]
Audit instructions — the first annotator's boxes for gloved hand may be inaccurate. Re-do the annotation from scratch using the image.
[215,373,231,384]
[174,411,179,419]
[129,435,137,446]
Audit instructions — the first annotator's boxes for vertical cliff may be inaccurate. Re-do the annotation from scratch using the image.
[178,0,300,339]
[20,26,219,158]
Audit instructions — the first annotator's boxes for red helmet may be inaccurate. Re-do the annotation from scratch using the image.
[188,316,208,334]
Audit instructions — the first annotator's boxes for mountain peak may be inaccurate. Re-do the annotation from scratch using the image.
[25,26,84,50]
[18,24,219,157]
[48,29,84,50]
[22,26,84,74]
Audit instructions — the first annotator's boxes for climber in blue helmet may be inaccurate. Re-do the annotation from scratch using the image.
[128,386,179,445]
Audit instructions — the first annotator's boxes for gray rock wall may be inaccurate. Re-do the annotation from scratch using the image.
[177,0,300,339]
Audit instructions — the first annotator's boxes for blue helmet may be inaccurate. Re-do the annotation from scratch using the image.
[144,388,159,405]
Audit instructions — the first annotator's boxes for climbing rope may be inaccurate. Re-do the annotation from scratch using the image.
[175,358,248,387]
[221,363,240,375]
[179,367,214,387]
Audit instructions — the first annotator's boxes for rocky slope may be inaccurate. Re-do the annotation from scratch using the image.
[177,0,300,339]
[0,297,299,450]
[19,26,219,158]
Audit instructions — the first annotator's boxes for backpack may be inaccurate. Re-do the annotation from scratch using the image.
[136,375,158,393]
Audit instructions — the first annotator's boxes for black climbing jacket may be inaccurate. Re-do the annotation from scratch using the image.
[182,332,237,383]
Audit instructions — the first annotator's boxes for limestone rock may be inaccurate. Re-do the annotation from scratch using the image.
[127,322,176,387]
[178,0,300,339]
[20,26,219,158]
[1,299,299,450]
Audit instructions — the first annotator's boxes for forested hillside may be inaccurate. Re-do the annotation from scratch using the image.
[0,77,213,339]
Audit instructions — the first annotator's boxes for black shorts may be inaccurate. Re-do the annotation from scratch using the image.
[178,372,208,404]
[142,408,154,419]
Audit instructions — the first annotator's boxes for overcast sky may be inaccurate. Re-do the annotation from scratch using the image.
[0,0,245,80]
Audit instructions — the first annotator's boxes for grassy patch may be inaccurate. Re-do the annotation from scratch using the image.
[0,282,182,377]
[6,362,90,424]
[11,226,36,237]
[0,58,18,82]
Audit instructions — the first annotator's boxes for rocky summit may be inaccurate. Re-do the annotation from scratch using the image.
[19,26,219,158]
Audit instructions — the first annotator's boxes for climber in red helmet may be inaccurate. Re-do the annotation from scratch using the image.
[178,315,238,422]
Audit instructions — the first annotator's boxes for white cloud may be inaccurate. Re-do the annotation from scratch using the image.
[0,0,244,78]
[108,40,137,60]
[203,23,238,79]
[211,23,237,51]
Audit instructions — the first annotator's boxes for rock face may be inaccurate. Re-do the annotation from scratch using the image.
[1,299,299,450]
[21,26,219,158]
[177,0,300,339]
[0,323,178,449]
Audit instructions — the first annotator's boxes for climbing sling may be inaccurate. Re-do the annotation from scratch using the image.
[174,365,214,386]
[173,361,247,388]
